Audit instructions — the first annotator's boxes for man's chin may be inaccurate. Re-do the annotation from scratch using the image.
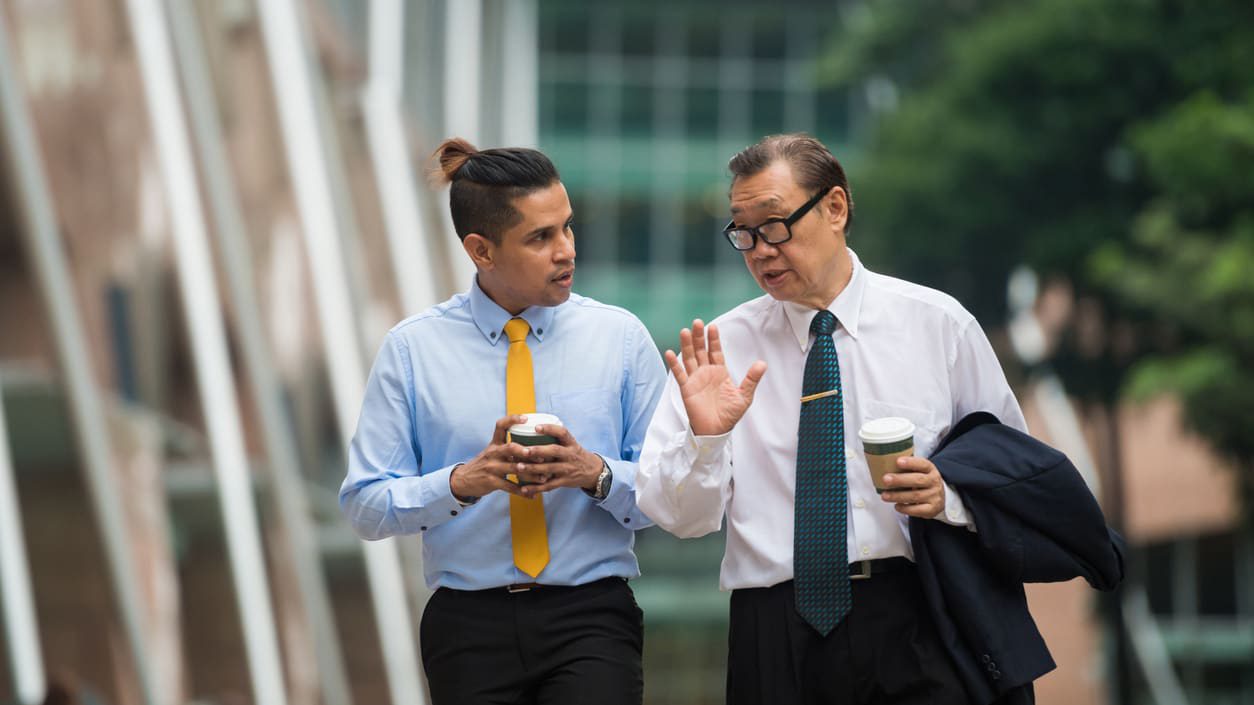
[544,287,573,306]
[756,278,792,302]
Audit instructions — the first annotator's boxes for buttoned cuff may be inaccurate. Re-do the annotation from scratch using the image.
[687,428,731,465]
[935,481,977,531]
[596,457,654,529]
[415,464,470,529]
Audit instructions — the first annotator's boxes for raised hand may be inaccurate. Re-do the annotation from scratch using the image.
[664,319,767,437]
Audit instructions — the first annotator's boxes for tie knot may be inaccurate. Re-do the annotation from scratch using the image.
[810,310,837,336]
[504,318,530,343]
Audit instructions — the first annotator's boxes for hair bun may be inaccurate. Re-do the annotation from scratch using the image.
[429,137,479,186]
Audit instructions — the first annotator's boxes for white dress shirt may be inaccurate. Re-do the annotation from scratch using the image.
[637,250,1027,591]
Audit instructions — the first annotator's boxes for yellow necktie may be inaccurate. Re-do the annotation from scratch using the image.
[504,318,550,577]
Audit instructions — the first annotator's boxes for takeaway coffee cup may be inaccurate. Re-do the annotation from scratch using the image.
[509,413,563,447]
[508,413,563,485]
[858,417,915,493]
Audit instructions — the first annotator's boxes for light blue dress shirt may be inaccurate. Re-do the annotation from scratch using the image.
[340,278,665,590]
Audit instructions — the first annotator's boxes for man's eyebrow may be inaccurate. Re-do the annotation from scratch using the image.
[525,216,572,238]
[730,196,782,217]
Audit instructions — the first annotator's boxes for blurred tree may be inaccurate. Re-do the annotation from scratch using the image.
[1092,91,1254,501]
[822,0,1254,497]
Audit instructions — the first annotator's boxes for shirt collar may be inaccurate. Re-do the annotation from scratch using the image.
[468,276,558,346]
[780,248,866,352]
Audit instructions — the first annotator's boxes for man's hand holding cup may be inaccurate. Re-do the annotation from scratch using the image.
[859,416,945,519]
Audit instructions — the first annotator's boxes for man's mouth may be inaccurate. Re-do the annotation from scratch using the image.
[761,269,789,285]
[552,269,574,287]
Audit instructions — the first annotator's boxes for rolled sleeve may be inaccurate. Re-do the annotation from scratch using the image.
[935,481,977,532]
[637,376,734,539]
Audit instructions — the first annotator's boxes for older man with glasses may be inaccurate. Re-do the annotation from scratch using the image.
[636,133,1033,705]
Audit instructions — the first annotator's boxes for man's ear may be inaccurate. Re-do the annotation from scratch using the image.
[463,233,495,269]
[824,187,849,234]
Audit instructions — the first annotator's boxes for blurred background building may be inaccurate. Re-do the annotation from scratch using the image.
[1,1,1250,705]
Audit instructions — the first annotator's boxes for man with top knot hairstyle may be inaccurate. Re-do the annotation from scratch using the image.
[340,138,665,705]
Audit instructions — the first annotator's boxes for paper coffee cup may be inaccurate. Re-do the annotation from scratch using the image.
[858,417,915,493]
[508,413,563,486]
[508,413,563,447]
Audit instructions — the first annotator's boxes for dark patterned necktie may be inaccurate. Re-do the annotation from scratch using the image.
[794,309,850,635]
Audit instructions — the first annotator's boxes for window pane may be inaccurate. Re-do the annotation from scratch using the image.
[1145,540,1174,616]
[1197,531,1237,616]
[686,88,721,137]
[752,88,787,138]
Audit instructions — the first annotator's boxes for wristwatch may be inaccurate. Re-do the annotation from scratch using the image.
[585,457,613,501]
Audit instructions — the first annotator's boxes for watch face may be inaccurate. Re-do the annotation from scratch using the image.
[596,467,611,499]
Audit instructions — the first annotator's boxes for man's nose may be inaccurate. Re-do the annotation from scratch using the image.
[556,229,576,260]
[749,235,779,259]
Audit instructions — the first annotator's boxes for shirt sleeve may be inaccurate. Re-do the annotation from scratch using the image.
[594,320,666,528]
[636,374,734,538]
[936,481,977,531]
[949,317,1028,433]
[937,316,1028,531]
[339,332,463,540]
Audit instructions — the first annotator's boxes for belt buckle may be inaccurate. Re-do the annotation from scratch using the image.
[507,583,535,594]
[849,560,873,581]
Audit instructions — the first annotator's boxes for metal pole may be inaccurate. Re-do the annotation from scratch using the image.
[254,3,427,705]
[0,373,45,705]
[122,3,288,705]
[498,0,539,149]
[441,0,480,290]
[364,0,440,316]
[162,4,353,705]
[0,9,161,705]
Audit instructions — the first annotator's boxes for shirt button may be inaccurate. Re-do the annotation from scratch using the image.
[861,546,870,556]
[845,448,855,459]
[450,510,458,516]
[537,328,544,335]
[623,517,631,524]
[420,526,428,531]
[854,499,865,509]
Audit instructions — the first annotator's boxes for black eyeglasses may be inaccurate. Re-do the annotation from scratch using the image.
[723,189,828,251]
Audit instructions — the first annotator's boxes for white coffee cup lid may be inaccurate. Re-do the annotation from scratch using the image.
[858,416,915,444]
[510,412,563,436]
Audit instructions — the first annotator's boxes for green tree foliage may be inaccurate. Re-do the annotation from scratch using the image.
[1093,92,1254,467]
[823,0,1254,478]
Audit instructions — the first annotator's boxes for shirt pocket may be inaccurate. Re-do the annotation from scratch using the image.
[860,399,948,458]
[548,388,621,455]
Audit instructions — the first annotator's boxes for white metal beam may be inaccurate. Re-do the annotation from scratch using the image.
[498,0,539,149]
[440,0,481,291]
[123,3,288,705]
[0,373,45,705]
[254,3,427,705]
[162,3,354,705]
[0,8,160,705]
[365,0,440,316]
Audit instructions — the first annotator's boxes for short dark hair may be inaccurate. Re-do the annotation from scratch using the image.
[728,133,854,233]
[429,137,560,242]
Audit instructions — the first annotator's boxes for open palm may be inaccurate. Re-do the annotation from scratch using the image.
[665,320,767,437]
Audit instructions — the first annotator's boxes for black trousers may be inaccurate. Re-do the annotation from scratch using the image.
[727,561,970,705]
[420,577,643,705]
